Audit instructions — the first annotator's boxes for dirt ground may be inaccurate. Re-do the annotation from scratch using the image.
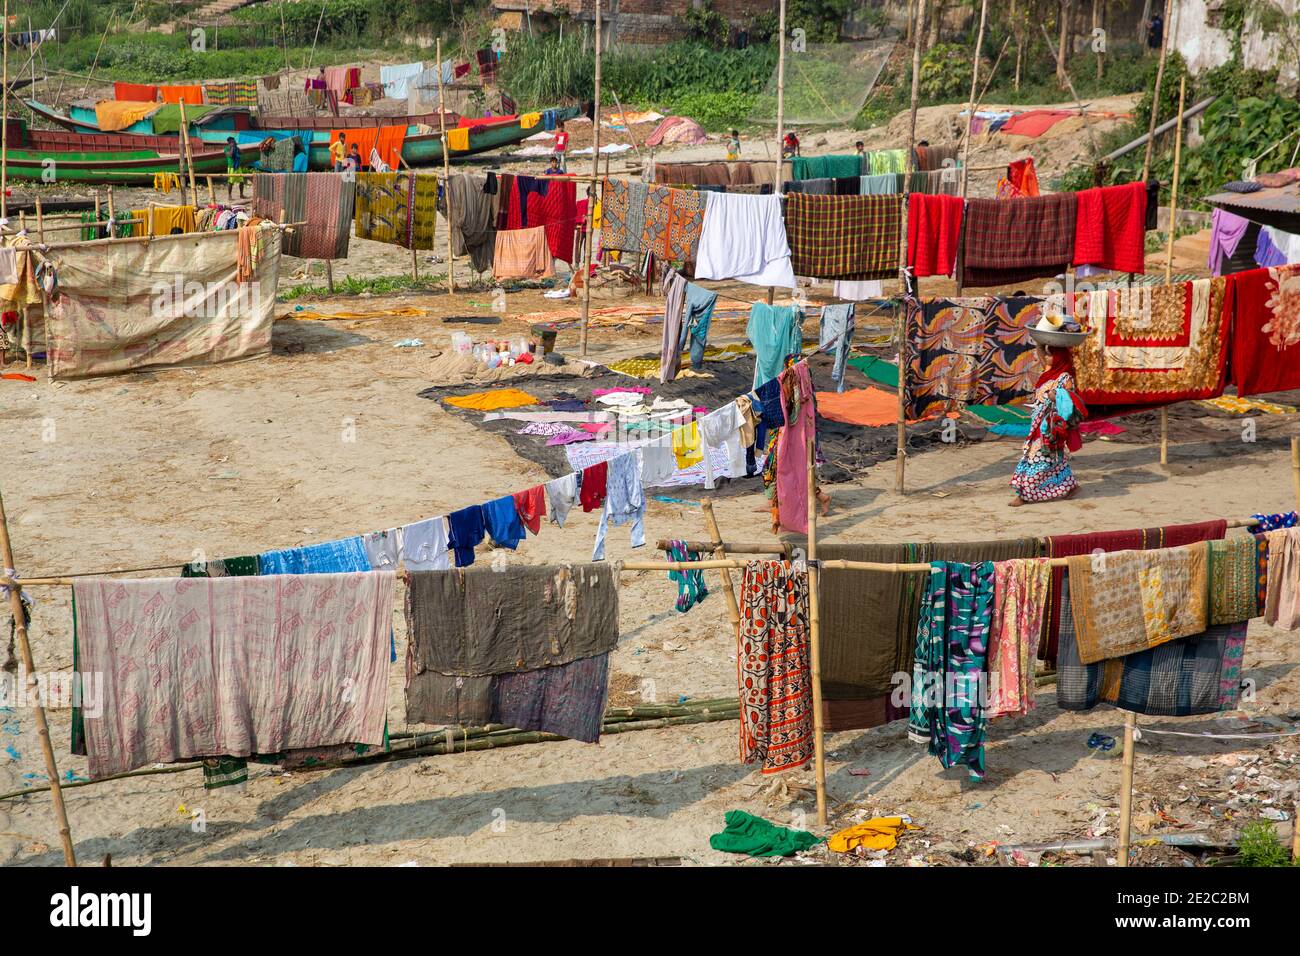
[2,95,1297,869]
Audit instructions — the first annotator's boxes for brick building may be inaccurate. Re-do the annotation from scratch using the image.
[491,0,779,46]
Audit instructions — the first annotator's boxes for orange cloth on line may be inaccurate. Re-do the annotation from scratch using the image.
[445,126,470,152]
[160,84,205,105]
[95,100,161,132]
[815,387,899,427]
[444,388,541,411]
[114,82,158,103]
[334,126,407,171]
[493,226,555,280]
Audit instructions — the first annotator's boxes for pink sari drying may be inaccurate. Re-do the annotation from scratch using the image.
[986,558,1052,718]
[74,572,395,779]
[775,363,815,534]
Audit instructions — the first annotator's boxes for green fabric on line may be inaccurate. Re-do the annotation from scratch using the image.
[791,154,864,181]
[709,810,823,857]
[847,354,899,388]
[964,403,1032,424]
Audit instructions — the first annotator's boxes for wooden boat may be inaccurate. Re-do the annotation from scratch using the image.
[1,123,227,184]
[24,99,582,171]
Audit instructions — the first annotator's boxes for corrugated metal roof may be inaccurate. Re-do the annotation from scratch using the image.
[1203,182,1300,232]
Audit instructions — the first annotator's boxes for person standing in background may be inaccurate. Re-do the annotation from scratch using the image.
[1147,13,1164,52]
[330,132,347,172]
[726,129,741,161]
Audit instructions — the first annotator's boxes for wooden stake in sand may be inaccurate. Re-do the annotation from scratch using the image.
[436,38,455,295]
[578,0,604,358]
[1160,75,1187,467]
[0,485,77,865]
[1117,710,1137,867]
[806,433,828,827]
[895,0,927,495]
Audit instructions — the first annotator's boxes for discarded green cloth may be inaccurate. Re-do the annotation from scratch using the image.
[965,403,1032,424]
[847,354,899,389]
[709,810,823,857]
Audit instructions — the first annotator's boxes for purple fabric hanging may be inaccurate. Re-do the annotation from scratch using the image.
[1207,208,1251,276]
[1255,227,1289,268]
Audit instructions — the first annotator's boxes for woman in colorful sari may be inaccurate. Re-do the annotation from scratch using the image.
[1009,344,1087,506]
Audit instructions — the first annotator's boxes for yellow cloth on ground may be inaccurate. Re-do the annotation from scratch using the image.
[608,343,751,379]
[444,388,540,411]
[1198,395,1296,415]
[289,307,431,322]
[672,421,703,468]
[827,817,919,854]
[445,127,470,152]
[520,112,541,129]
[95,99,161,132]
[131,205,197,236]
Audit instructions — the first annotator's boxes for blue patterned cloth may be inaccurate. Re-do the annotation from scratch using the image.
[258,536,371,575]
[908,561,995,779]
[1250,511,1298,533]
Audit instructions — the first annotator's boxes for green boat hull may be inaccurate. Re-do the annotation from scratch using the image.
[3,148,229,184]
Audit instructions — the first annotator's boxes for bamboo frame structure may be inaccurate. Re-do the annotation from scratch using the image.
[2,438,1296,860]
[436,38,455,296]
[623,439,1300,851]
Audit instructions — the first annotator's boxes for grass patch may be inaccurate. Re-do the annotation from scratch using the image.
[278,274,446,301]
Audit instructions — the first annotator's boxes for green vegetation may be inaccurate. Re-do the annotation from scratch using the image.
[1236,820,1296,867]
[498,35,777,132]
[278,274,447,300]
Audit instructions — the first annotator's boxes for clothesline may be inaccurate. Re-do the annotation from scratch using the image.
[4,342,833,588]
[622,516,1264,574]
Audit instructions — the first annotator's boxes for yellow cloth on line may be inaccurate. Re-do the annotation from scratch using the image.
[444,388,540,411]
[130,205,197,236]
[1198,395,1296,415]
[672,421,703,469]
[95,99,161,132]
[153,172,181,193]
[827,817,919,854]
[445,127,470,152]
[288,307,432,321]
[520,112,541,129]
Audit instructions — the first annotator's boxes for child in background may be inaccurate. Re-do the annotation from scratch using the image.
[726,129,741,161]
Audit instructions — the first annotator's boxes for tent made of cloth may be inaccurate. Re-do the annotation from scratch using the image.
[41,227,282,379]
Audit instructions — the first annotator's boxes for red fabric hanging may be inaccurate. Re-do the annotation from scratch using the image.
[1073,181,1148,274]
[906,193,963,278]
[1229,264,1300,397]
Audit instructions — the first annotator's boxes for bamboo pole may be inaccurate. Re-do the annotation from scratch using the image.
[1141,0,1174,180]
[578,0,603,358]
[0,485,76,865]
[958,0,989,201]
[775,0,786,178]
[700,500,742,641]
[324,260,334,294]
[896,0,927,495]
[1160,75,1187,468]
[0,0,6,222]
[178,99,198,205]
[106,186,116,237]
[436,38,454,295]
[1117,710,1137,867]
[205,174,215,206]
[806,433,828,827]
